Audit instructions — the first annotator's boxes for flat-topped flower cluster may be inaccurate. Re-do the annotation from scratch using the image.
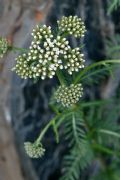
[57,16,86,38]
[24,141,45,158]
[0,37,8,58]
[55,84,83,107]
[12,16,86,80]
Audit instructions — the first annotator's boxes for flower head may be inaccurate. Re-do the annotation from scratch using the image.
[55,83,83,107]
[63,48,85,75]
[12,53,34,79]
[24,142,45,158]
[0,37,8,58]
[31,25,53,42]
[12,16,86,80]
[26,36,70,79]
[57,16,86,37]
[13,34,71,80]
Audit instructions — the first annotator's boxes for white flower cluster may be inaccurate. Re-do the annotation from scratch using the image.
[57,16,86,38]
[31,25,53,42]
[55,84,83,107]
[13,16,86,80]
[24,142,45,158]
[0,37,8,58]
[13,25,72,79]
[12,53,33,79]
[64,48,85,75]
[26,35,70,79]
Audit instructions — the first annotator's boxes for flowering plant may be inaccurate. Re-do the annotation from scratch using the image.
[1,16,120,180]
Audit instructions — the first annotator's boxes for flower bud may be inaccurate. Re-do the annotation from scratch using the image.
[24,142,45,158]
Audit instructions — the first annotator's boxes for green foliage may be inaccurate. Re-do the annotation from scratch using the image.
[73,60,120,85]
[108,0,120,14]
[64,112,86,146]
[106,35,120,59]
[60,144,93,180]
[83,99,120,179]
[60,112,94,180]
[59,96,120,180]
[80,65,115,85]
[90,169,120,180]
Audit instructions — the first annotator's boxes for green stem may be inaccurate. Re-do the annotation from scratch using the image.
[36,115,59,143]
[79,99,111,108]
[36,110,73,144]
[49,103,60,115]
[8,45,28,53]
[56,111,73,128]
[52,119,59,143]
[99,129,120,138]
[93,143,120,157]
[56,70,66,85]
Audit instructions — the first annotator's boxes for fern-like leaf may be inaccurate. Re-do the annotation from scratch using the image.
[64,112,85,147]
[60,142,93,180]
[60,112,94,180]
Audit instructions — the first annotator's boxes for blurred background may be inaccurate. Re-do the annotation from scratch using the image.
[0,0,120,180]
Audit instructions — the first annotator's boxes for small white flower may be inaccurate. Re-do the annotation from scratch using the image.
[41,76,45,80]
[48,57,52,61]
[44,54,49,58]
[44,42,48,47]
[59,65,63,69]
[50,64,55,69]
